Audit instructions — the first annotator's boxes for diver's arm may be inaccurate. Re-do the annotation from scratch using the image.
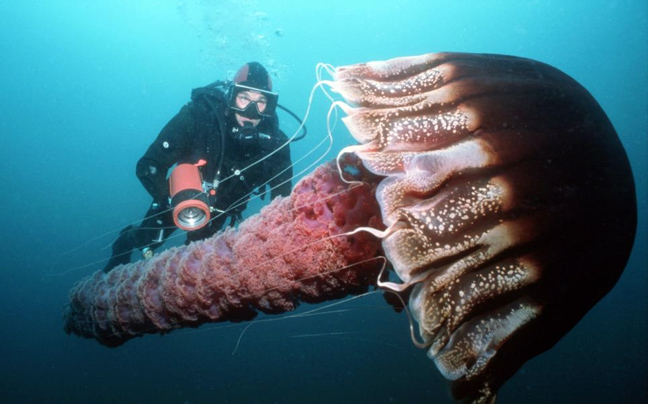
[136,104,197,201]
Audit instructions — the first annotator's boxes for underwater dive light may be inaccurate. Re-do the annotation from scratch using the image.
[169,163,210,231]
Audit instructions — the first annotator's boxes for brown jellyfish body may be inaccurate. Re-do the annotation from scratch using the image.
[331,52,637,403]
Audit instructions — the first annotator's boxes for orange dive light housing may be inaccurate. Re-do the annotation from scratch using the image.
[169,163,211,231]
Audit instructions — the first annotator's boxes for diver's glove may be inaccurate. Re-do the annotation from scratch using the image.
[150,198,170,212]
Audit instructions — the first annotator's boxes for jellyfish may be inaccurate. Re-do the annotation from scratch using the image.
[64,52,636,404]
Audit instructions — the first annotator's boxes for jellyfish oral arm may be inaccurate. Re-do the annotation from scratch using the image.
[63,161,384,347]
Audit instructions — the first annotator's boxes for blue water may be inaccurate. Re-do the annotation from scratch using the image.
[1,1,646,403]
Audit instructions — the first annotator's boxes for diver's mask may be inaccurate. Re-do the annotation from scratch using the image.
[228,84,278,119]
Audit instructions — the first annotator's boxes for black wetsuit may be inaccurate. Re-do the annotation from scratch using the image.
[104,84,293,272]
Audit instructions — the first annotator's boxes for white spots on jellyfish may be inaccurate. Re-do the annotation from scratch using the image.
[407,182,502,239]
[377,111,470,149]
[358,68,443,98]
[431,301,540,381]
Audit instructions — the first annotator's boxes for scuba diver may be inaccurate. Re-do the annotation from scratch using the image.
[103,62,297,273]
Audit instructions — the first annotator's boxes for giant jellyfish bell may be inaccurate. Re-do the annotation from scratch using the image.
[330,52,637,402]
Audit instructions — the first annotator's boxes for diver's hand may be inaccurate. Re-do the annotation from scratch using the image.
[151,198,170,211]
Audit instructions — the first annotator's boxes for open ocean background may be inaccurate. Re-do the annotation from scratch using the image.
[1,1,646,403]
